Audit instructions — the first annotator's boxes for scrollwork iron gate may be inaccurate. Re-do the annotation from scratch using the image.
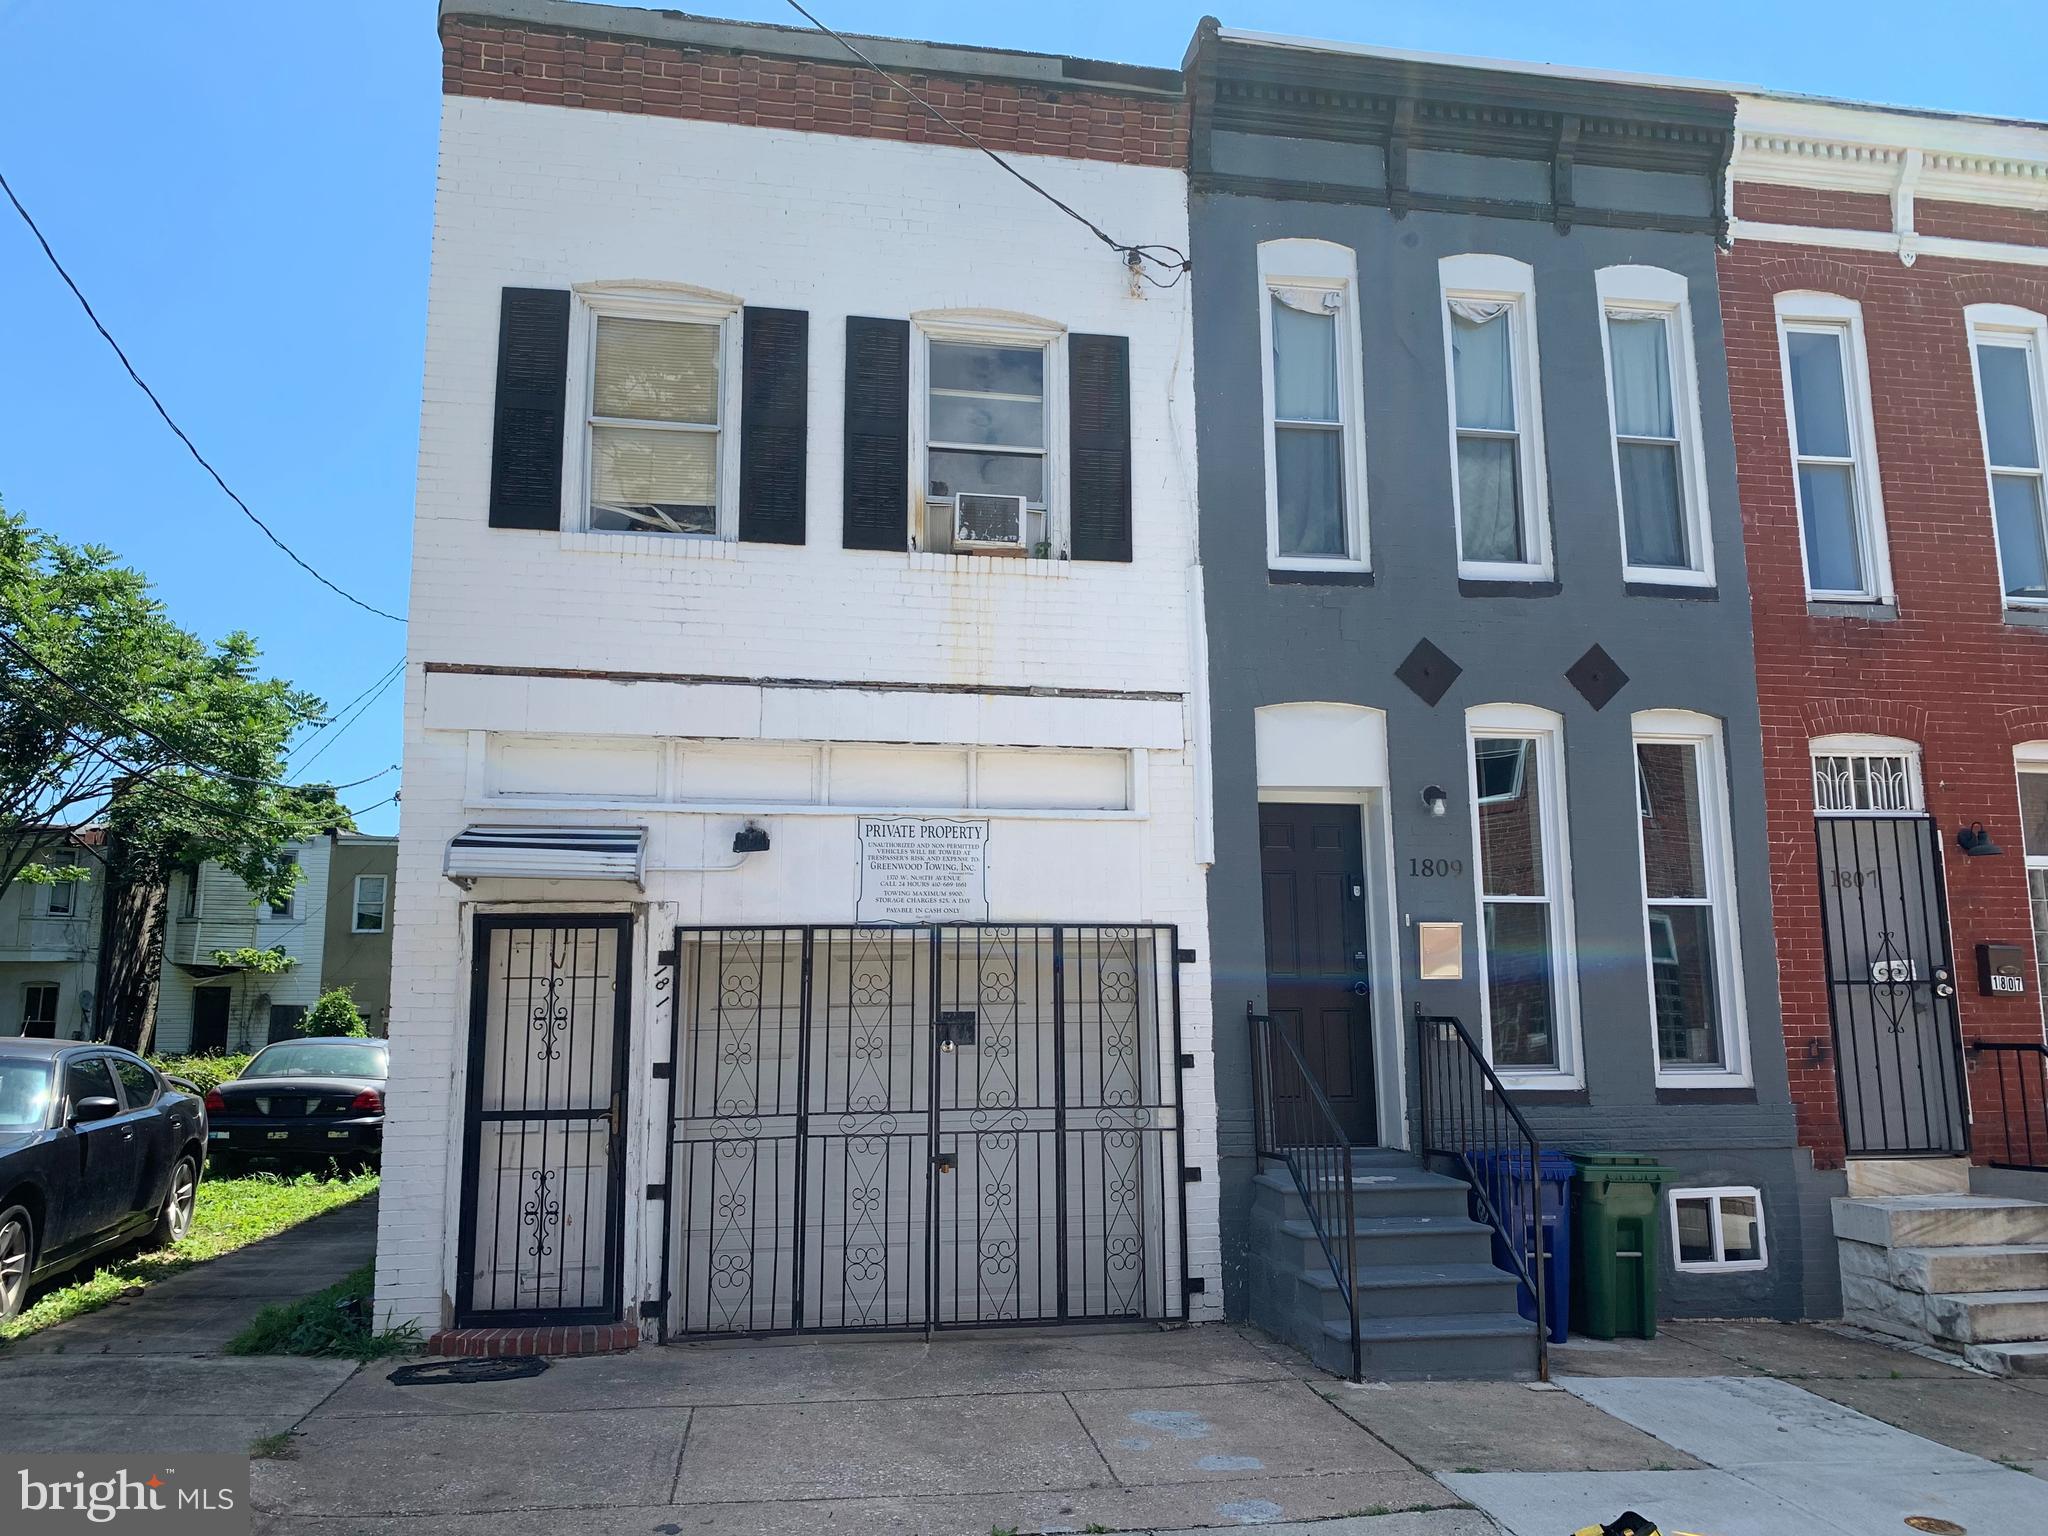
[1816,817,1970,1157]
[664,924,1188,1336]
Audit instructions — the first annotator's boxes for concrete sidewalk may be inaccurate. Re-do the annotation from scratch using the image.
[0,1195,376,1453]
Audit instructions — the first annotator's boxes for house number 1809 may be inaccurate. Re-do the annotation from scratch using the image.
[1408,858,1465,878]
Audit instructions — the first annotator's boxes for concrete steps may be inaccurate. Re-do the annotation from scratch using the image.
[1833,1163,2048,1376]
[1247,1150,1536,1381]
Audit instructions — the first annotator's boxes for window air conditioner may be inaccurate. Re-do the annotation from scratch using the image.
[953,492,1028,550]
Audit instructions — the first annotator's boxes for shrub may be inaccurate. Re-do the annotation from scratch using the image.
[299,987,368,1038]
[148,1053,254,1094]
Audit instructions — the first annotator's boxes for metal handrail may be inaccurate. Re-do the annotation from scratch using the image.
[1412,1004,1550,1383]
[1248,1004,1362,1380]
[1972,1041,2048,1172]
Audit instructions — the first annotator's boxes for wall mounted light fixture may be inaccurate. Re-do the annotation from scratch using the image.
[1421,785,1449,818]
[1957,821,2005,857]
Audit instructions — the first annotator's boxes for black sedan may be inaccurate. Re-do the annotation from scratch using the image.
[0,1039,207,1324]
[205,1037,387,1168]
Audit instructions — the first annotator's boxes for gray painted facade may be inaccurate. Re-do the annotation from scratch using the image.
[1187,29,1812,1322]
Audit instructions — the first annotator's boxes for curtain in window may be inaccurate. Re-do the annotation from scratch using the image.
[594,317,719,424]
[1607,313,1687,568]
[1271,294,1346,558]
[1272,298,1339,422]
[1452,308,1522,564]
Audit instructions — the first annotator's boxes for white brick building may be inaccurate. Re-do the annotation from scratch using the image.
[378,1,1216,1345]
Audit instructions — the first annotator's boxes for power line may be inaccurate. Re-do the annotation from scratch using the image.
[292,663,404,781]
[0,167,407,624]
[780,0,1190,288]
[290,658,405,765]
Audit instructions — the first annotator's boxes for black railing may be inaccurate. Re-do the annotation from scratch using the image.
[1412,1004,1549,1383]
[1248,1005,1361,1380]
[1973,1042,2048,1172]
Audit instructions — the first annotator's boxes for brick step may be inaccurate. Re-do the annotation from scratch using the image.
[1833,1195,2048,1250]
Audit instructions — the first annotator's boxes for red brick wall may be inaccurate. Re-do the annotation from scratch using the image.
[1916,198,2048,249]
[1721,237,2048,1167]
[1734,182,1892,232]
[439,16,1187,168]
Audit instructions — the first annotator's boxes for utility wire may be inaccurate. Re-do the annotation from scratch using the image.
[0,167,407,624]
[292,663,404,781]
[290,657,405,765]
[779,0,1190,288]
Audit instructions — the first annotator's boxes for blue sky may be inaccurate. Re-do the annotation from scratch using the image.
[3,0,2044,839]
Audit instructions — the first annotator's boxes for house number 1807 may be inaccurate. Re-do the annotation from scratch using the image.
[1408,858,1465,878]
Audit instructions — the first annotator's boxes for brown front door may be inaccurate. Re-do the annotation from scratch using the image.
[1259,802,1376,1144]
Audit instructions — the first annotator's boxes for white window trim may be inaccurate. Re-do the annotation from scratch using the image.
[1257,239,1371,573]
[43,855,76,917]
[1464,703,1581,1089]
[561,282,745,546]
[1633,709,1752,1089]
[908,309,1069,559]
[1774,292,1893,604]
[1668,1185,1769,1273]
[2017,742,2048,1029]
[1810,733,1925,816]
[352,874,388,935]
[1595,265,1716,588]
[1439,254,1551,582]
[1963,303,2048,611]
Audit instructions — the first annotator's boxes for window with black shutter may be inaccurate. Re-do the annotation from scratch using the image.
[488,288,572,530]
[843,317,910,551]
[1068,334,1133,563]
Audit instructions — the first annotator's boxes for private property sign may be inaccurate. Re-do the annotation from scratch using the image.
[856,818,990,923]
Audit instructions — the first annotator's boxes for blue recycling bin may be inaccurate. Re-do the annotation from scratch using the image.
[1466,1149,1574,1343]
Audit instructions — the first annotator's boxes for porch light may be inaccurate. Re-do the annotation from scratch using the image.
[1421,785,1449,818]
[1957,821,2005,857]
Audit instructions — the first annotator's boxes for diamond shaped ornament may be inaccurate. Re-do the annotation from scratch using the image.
[1394,639,1463,707]
[1565,644,1629,710]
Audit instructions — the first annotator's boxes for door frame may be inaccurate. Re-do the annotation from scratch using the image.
[454,911,635,1327]
[1257,789,1408,1149]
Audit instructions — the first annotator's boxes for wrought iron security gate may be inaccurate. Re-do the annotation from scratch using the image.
[1816,817,1970,1157]
[663,925,1188,1336]
[456,915,632,1326]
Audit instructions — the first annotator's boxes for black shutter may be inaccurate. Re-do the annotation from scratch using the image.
[1068,333,1133,562]
[842,316,910,551]
[487,287,571,530]
[739,307,809,545]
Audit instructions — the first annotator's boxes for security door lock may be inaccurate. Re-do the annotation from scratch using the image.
[936,1011,977,1052]
[933,1152,958,1175]
[1352,981,1370,996]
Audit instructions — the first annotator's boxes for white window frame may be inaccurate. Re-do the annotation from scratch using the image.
[1595,266,1715,588]
[1810,733,1925,816]
[1774,292,1893,604]
[1963,303,2048,611]
[352,874,388,935]
[43,853,76,917]
[1668,1185,1769,1273]
[1465,703,1581,1089]
[908,309,1068,558]
[2017,741,2048,1030]
[1257,239,1371,573]
[1439,254,1550,582]
[562,282,744,543]
[1633,710,1752,1089]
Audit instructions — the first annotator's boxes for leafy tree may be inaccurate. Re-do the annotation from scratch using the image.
[299,986,369,1038]
[0,504,347,1052]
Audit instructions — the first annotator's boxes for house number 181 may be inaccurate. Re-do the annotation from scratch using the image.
[1408,858,1465,878]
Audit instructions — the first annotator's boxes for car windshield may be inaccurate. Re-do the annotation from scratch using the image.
[244,1042,387,1080]
[0,1061,55,1131]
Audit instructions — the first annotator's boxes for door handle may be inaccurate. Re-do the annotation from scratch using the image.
[1352,981,1370,996]
[606,1091,622,1142]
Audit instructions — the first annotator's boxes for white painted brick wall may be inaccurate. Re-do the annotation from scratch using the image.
[378,96,1215,1335]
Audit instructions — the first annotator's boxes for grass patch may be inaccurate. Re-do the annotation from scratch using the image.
[228,1264,419,1362]
[248,1431,297,1460]
[0,1170,377,1346]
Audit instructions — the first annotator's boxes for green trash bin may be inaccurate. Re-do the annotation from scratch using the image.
[1568,1152,1674,1340]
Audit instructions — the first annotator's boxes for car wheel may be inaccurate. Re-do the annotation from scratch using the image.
[0,1206,33,1325]
[145,1157,199,1251]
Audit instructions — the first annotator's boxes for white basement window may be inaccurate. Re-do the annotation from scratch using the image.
[1669,1186,1768,1272]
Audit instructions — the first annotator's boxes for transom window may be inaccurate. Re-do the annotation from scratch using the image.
[1598,267,1712,586]
[588,314,724,535]
[1777,295,1889,602]
[1467,707,1577,1084]
[1258,240,1369,572]
[1634,713,1747,1085]
[1812,740,1922,814]
[1966,306,2048,606]
[1442,255,1548,579]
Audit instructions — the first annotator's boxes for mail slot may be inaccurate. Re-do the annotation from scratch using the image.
[1977,942,2027,997]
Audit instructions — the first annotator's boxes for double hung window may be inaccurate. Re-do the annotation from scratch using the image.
[1777,295,1890,602]
[1598,267,1713,585]
[353,875,388,935]
[1966,306,2048,606]
[1258,240,1369,571]
[917,323,1058,555]
[1441,255,1548,579]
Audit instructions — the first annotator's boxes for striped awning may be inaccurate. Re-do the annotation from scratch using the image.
[444,824,646,886]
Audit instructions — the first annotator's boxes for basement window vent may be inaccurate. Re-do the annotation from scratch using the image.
[1669,1186,1768,1273]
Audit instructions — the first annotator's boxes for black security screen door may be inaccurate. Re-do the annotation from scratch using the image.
[1816,817,1969,1157]
[456,915,632,1326]
[665,925,1188,1336]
